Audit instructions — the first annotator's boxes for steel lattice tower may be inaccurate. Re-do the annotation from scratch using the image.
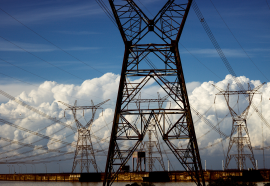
[59,99,109,173]
[214,84,264,170]
[140,121,166,172]
[104,0,205,186]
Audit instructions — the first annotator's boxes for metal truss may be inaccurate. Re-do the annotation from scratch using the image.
[104,0,205,186]
[59,99,109,173]
[136,120,166,172]
[214,83,264,170]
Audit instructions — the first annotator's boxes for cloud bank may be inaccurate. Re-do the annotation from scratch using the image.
[0,73,269,172]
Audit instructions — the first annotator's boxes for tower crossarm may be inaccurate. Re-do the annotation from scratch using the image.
[250,83,265,93]
[57,100,74,109]
[58,99,110,110]
[153,0,193,43]
[213,83,264,120]
[0,89,77,132]
[227,105,239,119]
[93,99,110,109]
[153,0,174,21]
[212,83,224,93]
[104,1,205,186]
[214,83,265,96]
[109,0,193,44]
[108,0,150,44]
[239,105,251,120]
[130,96,169,104]
[58,99,110,129]
[214,84,263,170]
[215,90,262,96]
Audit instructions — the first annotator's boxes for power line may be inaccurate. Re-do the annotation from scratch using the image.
[0,57,46,81]
[190,0,270,158]
[0,4,118,109]
[0,58,116,160]
[266,0,270,10]
[209,0,269,82]
[2,155,74,164]
[179,43,223,80]
[0,118,74,157]
[192,0,270,135]
[2,123,113,163]
[0,100,114,158]
[0,6,119,106]
[137,0,154,17]
[0,7,104,74]
[0,57,116,105]
[96,0,223,81]
[2,0,266,169]
[0,35,84,81]
[0,71,37,86]
[2,0,212,109]
[192,0,242,86]
[0,6,120,106]
[95,0,118,27]
[96,0,236,146]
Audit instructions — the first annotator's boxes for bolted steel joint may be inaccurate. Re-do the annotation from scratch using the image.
[125,40,132,48]
[138,134,143,141]
[163,134,168,141]
[148,20,154,31]
[170,40,177,52]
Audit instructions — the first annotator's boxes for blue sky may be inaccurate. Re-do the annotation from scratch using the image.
[0,0,269,87]
[0,0,270,173]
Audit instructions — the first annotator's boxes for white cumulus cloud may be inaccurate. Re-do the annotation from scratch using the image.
[0,73,269,172]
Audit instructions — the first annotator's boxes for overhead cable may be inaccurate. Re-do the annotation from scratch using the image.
[209,0,269,82]
[0,89,76,132]
[0,35,84,81]
[192,0,270,134]
[0,7,103,74]
[266,0,270,10]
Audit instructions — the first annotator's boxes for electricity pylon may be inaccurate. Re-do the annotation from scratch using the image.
[104,0,205,186]
[214,83,264,170]
[59,99,109,173]
[139,120,166,172]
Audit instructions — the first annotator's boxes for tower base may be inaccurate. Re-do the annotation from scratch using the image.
[79,173,101,182]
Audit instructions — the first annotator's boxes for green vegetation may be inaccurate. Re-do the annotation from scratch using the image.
[207,178,257,186]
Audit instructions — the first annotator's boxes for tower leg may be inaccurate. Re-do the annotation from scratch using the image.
[72,129,99,173]
[103,1,204,185]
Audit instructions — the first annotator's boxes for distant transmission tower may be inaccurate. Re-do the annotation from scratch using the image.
[104,0,205,186]
[59,99,109,173]
[140,120,166,172]
[134,94,167,172]
[214,83,264,170]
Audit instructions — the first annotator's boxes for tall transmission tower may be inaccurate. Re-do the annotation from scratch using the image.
[214,83,264,170]
[140,120,166,172]
[133,94,167,172]
[59,99,109,173]
[104,0,205,186]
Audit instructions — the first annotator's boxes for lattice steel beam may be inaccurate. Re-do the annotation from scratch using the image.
[214,83,264,170]
[104,1,205,185]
